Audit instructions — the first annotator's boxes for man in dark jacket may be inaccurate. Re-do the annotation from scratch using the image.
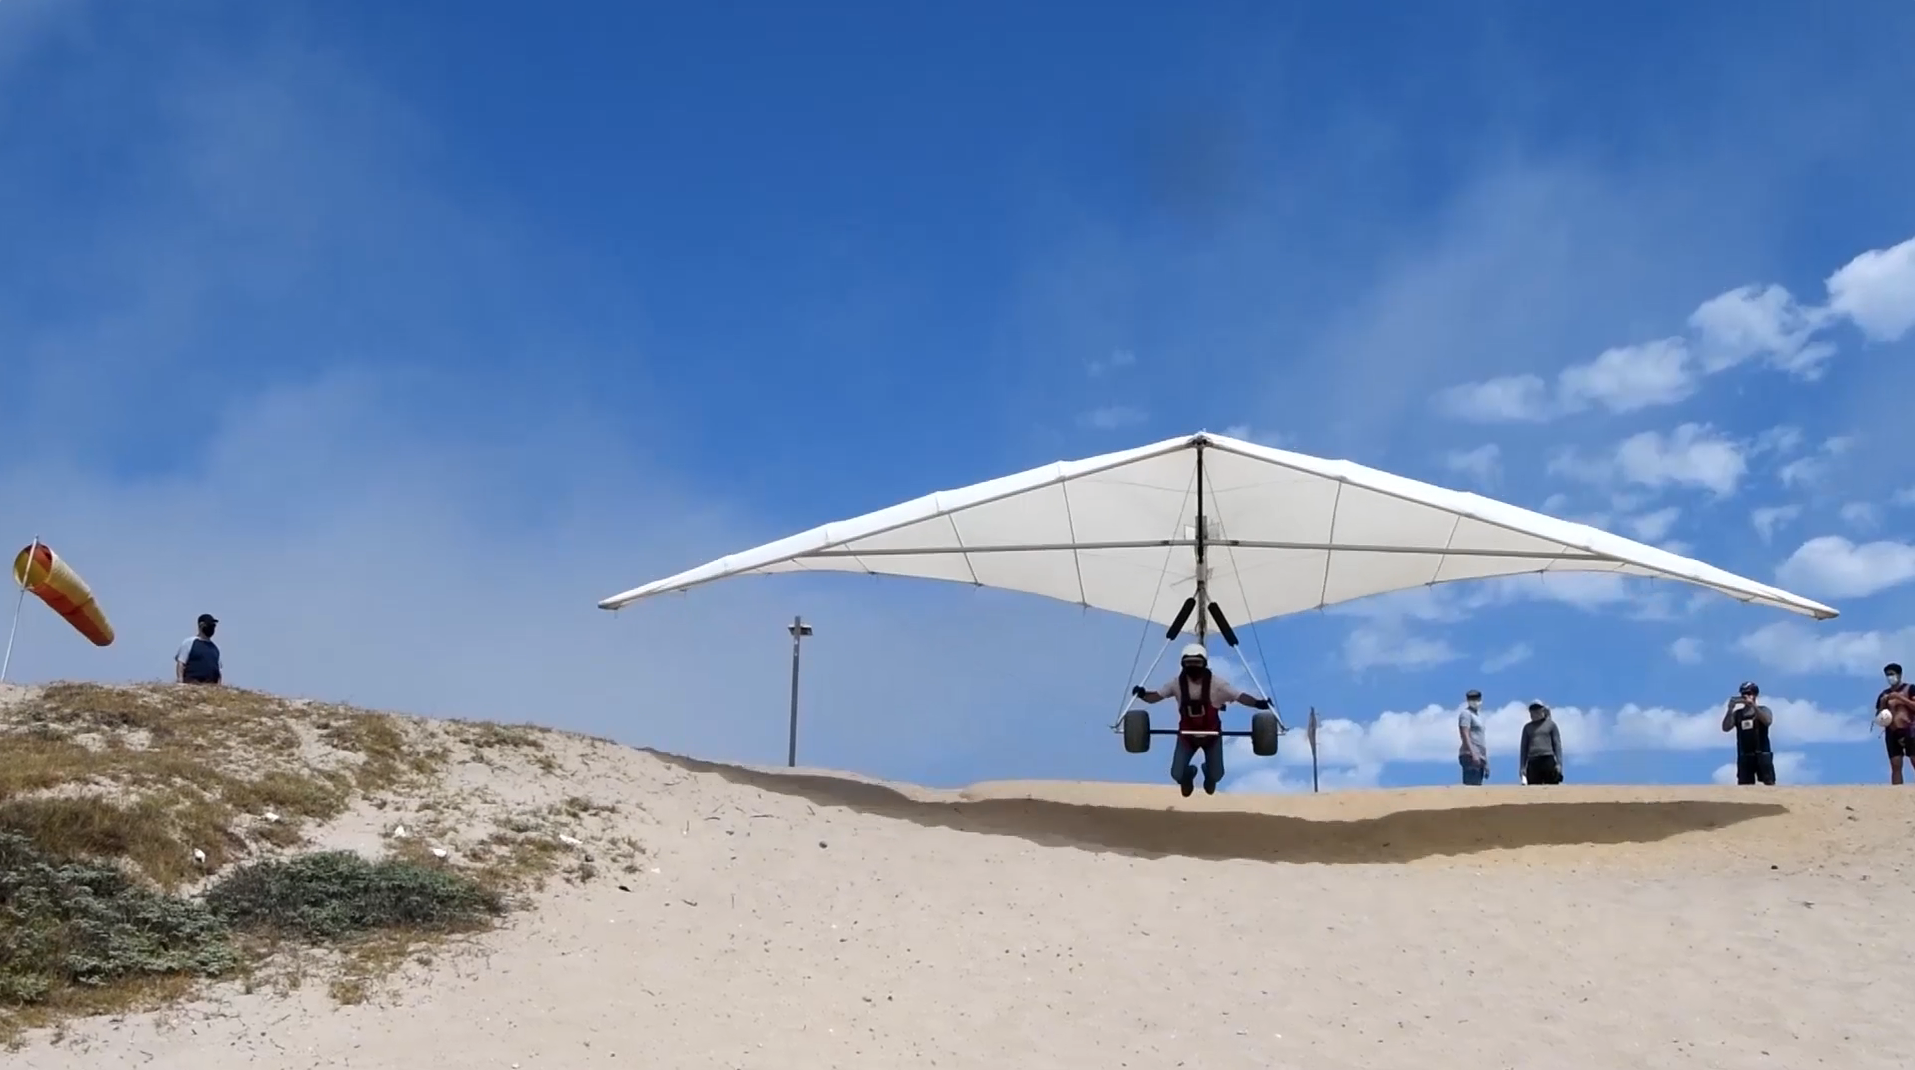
[174,613,222,685]
[1519,701,1564,784]
[1721,681,1775,785]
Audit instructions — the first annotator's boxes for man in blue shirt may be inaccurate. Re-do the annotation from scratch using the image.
[1458,688,1489,785]
[174,613,222,685]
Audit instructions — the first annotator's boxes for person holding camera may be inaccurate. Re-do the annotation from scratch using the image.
[1721,681,1774,785]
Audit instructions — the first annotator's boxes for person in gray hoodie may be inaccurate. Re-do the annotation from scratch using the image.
[1519,701,1564,784]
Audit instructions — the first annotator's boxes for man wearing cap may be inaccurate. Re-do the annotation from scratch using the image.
[1518,701,1564,785]
[1458,689,1489,785]
[1133,643,1275,797]
[175,613,223,686]
[1878,663,1915,784]
[1721,681,1775,785]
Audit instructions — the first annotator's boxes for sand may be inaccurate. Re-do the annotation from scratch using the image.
[10,713,1913,1070]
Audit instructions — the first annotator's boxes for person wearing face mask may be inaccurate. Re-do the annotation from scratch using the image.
[1458,689,1489,785]
[1518,701,1564,785]
[1877,663,1915,784]
[1132,643,1275,797]
[1720,681,1775,785]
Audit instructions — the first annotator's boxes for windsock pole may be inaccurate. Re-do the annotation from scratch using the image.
[1,536,39,684]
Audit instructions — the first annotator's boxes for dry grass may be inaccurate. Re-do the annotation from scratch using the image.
[0,683,438,890]
[0,681,572,1045]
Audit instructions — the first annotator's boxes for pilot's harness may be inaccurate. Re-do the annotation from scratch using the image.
[1175,670,1213,732]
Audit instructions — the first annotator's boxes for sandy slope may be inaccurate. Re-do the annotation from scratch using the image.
[11,710,1914,1070]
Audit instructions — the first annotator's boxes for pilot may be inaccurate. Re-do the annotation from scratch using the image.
[1133,643,1274,797]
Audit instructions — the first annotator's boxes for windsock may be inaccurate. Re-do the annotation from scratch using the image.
[11,541,114,646]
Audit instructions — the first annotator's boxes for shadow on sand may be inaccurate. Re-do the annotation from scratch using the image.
[646,751,1790,865]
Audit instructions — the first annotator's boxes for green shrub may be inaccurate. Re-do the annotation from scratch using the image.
[203,851,504,942]
[0,832,237,1007]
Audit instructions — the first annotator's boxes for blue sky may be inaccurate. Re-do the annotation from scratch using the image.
[4,0,1914,792]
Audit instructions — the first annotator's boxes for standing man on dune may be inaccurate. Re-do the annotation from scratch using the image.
[1878,663,1915,784]
[175,613,223,686]
[1518,701,1563,785]
[1458,689,1489,785]
[1721,681,1775,785]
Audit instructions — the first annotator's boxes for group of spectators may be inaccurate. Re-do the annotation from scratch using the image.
[1454,663,1915,787]
[1454,690,1566,786]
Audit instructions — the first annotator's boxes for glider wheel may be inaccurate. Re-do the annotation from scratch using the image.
[1250,711,1280,757]
[1122,709,1151,754]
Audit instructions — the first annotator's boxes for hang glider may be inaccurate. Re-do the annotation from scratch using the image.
[597,431,1839,630]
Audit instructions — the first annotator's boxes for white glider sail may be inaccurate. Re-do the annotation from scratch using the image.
[598,431,1839,629]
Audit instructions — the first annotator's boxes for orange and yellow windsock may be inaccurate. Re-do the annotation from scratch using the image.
[11,541,114,647]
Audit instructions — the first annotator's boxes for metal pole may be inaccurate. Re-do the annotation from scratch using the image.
[2,537,40,685]
[1308,707,1320,794]
[786,615,811,767]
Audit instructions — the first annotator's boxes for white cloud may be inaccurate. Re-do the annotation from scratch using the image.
[1228,762,1382,794]
[1824,235,1915,343]
[1343,622,1459,672]
[1432,375,1552,422]
[1087,349,1136,376]
[1628,505,1681,541]
[1435,340,1702,422]
[1670,636,1703,664]
[1222,424,1287,447]
[1433,232,1915,426]
[1614,423,1746,497]
[1750,425,1805,457]
[1751,504,1803,542]
[1774,535,1915,599]
[1549,423,1746,498]
[1443,443,1502,487]
[1556,337,1698,412]
[1078,404,1147,430]
[1480,642,1533,673]
[1736,621,1915,677]
[1711,751,1816,786]
[1327,586,1471,625]
[1839,501,1882,531]
[1333,567,1683,633]
[1894,487,1915,507]
[1688,284,1834,377]
[1774,434,1854,491]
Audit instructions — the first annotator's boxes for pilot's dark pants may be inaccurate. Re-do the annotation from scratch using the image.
[1736,749,1776,785]
[1172,734,1224,789]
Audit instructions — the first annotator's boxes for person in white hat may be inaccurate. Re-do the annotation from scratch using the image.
[1132,642,1274,796]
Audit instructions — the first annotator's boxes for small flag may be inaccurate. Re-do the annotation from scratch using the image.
[1306,708,1319,753]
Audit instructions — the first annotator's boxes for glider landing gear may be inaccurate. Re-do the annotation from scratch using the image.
[1120,708,1281,758]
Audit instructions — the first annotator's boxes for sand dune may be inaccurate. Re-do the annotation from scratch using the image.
[7,686,1913,1069]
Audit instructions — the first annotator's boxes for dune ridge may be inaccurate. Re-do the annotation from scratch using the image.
[4,681,1910,1069]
